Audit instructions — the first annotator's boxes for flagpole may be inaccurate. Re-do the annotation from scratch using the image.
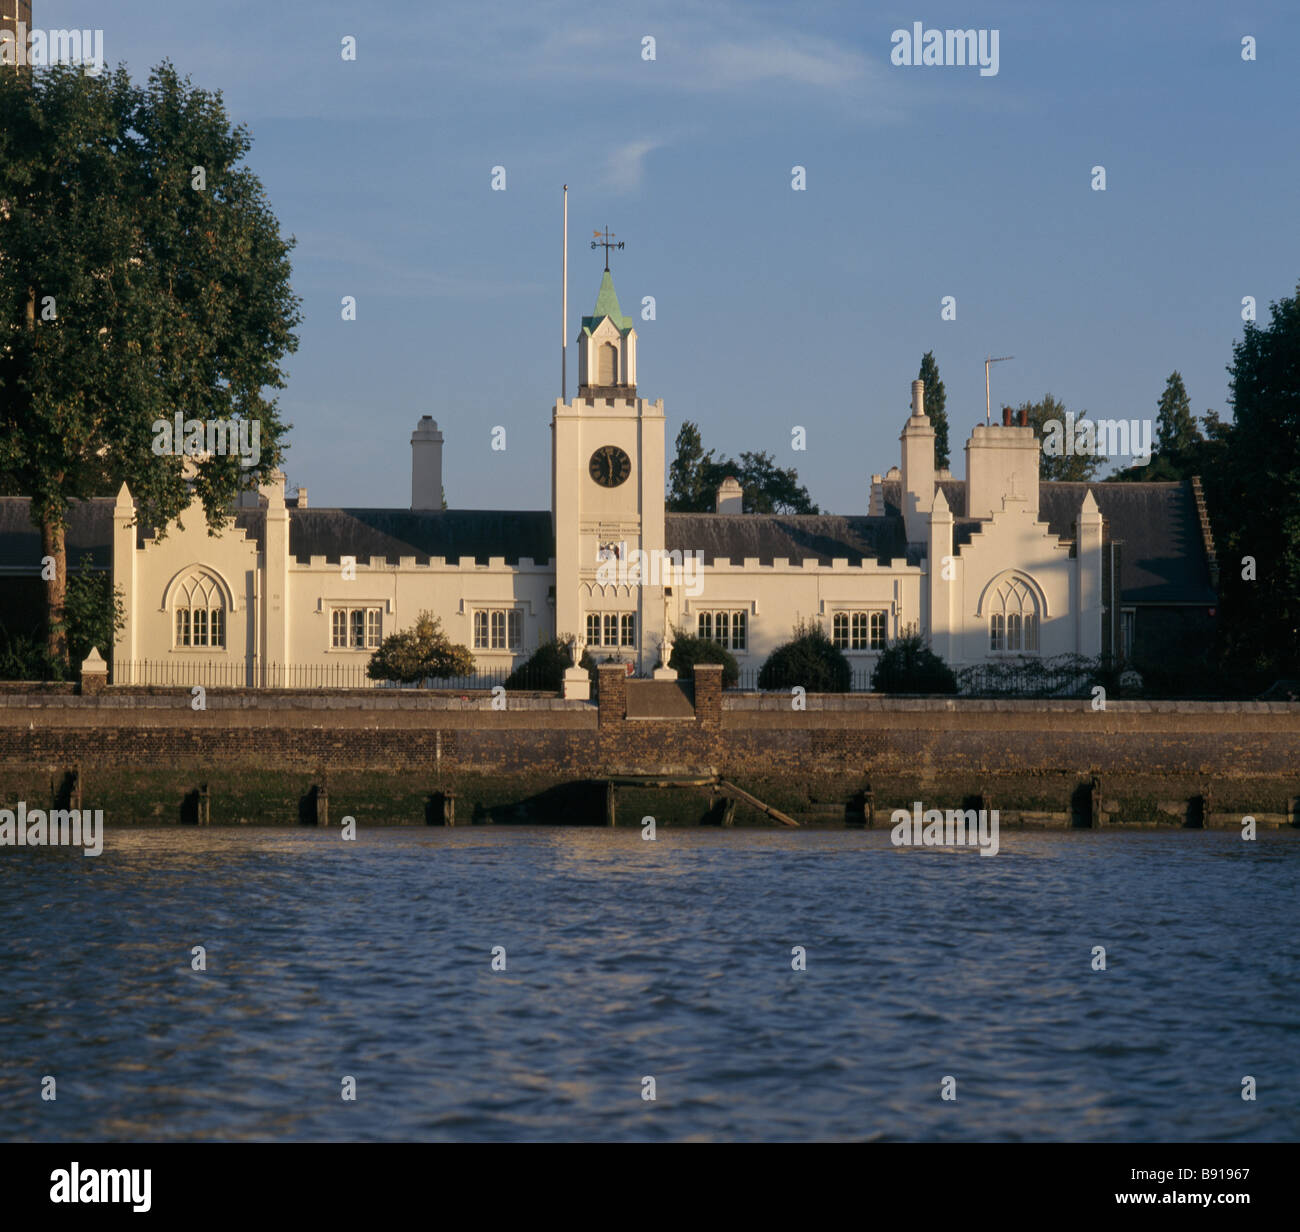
[562,185,568,402]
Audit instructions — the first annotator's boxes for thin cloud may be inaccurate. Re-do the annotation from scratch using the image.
[604,138,665,193]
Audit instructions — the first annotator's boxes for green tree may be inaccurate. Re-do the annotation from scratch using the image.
[757,620,850,692]
[1212,283,1300,679]
[1109,405,1225,484]
[1155,371,1202,457]
[666,421,818,513]
[367,612,475,684]
[0,63,301,671]
[667,421,714,511]
[63,553,126,674]
[918,350,949,469]
[1018,395,1104,481]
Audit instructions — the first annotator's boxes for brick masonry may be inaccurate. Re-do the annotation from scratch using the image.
[0,682,1296,826]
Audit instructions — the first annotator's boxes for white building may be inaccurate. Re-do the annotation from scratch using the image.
[0,269,1219,686]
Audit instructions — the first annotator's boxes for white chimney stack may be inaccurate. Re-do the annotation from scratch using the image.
[911,379,926,418]
[411,416,444,511]
[715,475,744,515]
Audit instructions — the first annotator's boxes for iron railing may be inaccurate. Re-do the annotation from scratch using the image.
[113,660,560,691]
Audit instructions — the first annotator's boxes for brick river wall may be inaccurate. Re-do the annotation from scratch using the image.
[0,665,1296,827]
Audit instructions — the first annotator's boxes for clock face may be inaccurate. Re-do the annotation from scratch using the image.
[589,445,632,488]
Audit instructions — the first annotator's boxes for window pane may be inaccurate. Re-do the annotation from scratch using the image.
[716,612,729,648]
[990,613,1003,651]
[586,613,601,646]
[508,610,522,649]
[1008,612,1021,651]
[1025,613,1039,653]
[733,611,746,651]
[870,611,886,650]
[367,609,381,648]
[491,610,505,649]
[604,613,617,646]
[211,608,225,648]
[851,612,866,650]
[621,613,635,647]
[351,609,364,648]
[832,612,848,648]
[698,612,711,642]
[176,608,189,647]
[193,608,208,647]
[475,610,489,649]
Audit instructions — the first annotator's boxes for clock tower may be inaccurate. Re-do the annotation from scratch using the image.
[552,266,666,671]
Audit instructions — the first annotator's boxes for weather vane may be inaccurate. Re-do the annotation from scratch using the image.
[591,226,624,271]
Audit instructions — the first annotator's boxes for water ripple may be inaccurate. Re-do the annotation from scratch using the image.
[0,827,1297,1140]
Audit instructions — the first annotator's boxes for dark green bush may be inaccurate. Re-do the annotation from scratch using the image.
[504,635,596,691]
[667,631,739,687]
[871,632,957,694]
[757,621,851,692]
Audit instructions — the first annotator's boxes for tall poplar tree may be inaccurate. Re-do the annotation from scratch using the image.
[0,63,300,671]
[1155,371,1201,457]
[917,351,949,469]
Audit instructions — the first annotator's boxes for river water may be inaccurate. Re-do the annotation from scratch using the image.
[1,827,1296,1141]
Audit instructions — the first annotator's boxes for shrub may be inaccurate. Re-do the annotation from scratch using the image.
[64,554,125,673]
[0,629,59,681]
[871,631,957,694]
[757,620,851,692]
[367,611,475,684]
[668,630,739,687]
[955,652,1101,699]
[504,635,596,690]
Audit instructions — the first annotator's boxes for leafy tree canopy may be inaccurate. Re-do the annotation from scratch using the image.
[1213,283,1300,678]
[1016,394,1105,481]
[0,62,301,667]
[667,421,818,513]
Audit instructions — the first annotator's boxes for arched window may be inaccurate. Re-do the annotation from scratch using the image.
[988,576,1039,653]
[598,341,618,385]
[174,572,227,648]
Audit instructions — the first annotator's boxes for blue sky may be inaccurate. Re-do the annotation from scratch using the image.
[37,0,1300,511]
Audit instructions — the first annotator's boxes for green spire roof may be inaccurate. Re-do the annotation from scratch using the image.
[582,270,633,336]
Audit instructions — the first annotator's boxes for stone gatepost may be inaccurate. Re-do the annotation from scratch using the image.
[563,639,591,700]
[80,648,108,695]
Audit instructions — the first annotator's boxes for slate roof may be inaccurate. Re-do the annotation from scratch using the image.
[665,513,912,566]
[1042,482,1216,604]
[0,500,555,568]
[1,479,1215,604]
[0,497,115,569]
[287,509,554,565]
[879,478,1216,604]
